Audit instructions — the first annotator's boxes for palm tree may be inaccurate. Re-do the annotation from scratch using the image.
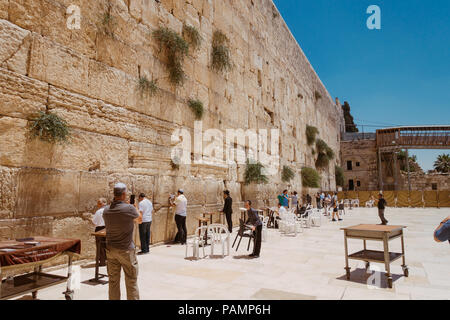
[434,154,450,173]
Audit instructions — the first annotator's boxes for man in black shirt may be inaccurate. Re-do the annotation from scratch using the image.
[245,200,263,258]
[377,193,388,225]
[222,190,233,233]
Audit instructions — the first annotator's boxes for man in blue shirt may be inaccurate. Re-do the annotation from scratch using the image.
[434,216,450,244]
[277,190,289,208]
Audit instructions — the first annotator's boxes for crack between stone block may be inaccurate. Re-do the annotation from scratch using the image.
[1,33,30,66]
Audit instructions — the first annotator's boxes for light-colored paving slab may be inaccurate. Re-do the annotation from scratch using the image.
[14,207,450,300]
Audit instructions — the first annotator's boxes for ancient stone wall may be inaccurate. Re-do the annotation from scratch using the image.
[0,0,341,258]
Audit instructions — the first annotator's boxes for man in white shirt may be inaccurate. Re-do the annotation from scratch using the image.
[170,189,188,244]
[138,193,153,254]
[92,198,107,266]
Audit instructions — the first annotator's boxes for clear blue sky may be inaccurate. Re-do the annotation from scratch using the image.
[273,0,450,170]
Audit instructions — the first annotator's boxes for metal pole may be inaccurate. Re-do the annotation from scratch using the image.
[378,149,383,191]
[406,149,411,192]
[393,151,398,191]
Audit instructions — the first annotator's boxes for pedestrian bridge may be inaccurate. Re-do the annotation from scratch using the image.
[376,125,450,151]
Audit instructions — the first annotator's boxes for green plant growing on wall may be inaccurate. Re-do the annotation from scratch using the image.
[28,111,71,144]
[315,139,335,169]
[153,27,189,86]
[301,167,321,188]
[335,165,345,187]
[182,24,202,51]
[98,2,116,37]
[306,125,319,146]
[187,98,204,120]
[244,159,268,185]
[137,76,159,97]
[281,165,295,182]
[211,30,232,72]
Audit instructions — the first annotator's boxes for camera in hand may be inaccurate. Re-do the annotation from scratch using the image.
[130,194,136,205]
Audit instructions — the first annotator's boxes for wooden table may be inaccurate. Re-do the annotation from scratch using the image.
[341,224,408,288]
[90,230,108,284]
[0,237,80,300]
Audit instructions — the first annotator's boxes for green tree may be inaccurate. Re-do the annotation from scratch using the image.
[434,154,450,173]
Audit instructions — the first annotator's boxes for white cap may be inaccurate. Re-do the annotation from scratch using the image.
[114,182,127,196]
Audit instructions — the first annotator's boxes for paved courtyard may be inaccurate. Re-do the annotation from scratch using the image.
[17,207,450,300]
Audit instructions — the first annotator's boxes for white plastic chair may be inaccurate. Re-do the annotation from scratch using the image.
[207,224,230,257]
[365,200,375,208]
[281,214,297,236]
[185,226,208,259]
[310,208,322,227]
[262,216,269,242]
[352,199,360,208]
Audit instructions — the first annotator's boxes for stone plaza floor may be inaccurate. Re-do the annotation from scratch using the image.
[16,207,450,300]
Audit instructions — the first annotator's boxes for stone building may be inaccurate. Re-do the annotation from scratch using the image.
[0,0,343,258]
[340,132,449,192]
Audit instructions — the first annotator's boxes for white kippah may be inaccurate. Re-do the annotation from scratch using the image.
[114,182,127,190]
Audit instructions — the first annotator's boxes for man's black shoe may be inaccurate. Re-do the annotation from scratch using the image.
[253,255,260,258]
[248,253,255,257]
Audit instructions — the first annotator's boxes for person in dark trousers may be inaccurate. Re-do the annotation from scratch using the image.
[169,189,188,244]
[222,190,233,233]
[434,215,450,243]
[245,200,263,258]
[377,193,388,225]
[306,194,312,206]
[137,193,153,254]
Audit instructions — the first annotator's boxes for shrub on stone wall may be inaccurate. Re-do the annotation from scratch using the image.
[97,2,116,37]
[335,165,345,187]
[137,76,158,97]
[244,160,268,185]
[281,165,295,182]
[306,125,319,146]
[314,90,322,101]
[183,24,202,51]
[211,30,232,72]
[315,139,335,169]
[187,98,204,120]
[153,27,189,86]
[28,111,71,144]
[301,167,321,188]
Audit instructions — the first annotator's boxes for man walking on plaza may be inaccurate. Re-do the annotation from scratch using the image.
[245,200,263,258]
[377,193,388,225]
[222,190,233,233]
[103,183,140,300]
[138,193,153,254]
[170,189,188,244]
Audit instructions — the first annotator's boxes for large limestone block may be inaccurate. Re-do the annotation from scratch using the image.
[29,34,90,95]
[0,19,32,74]
[0,1,7,19]
[87,59,137,110]
[96,34,138,76]
[15,168,80,218]
[0,118,129,172]
[0,68,47,119]
[52,216,95,258]
[0,166,18,219]
[78,172,110,213]
[0,217,54,240]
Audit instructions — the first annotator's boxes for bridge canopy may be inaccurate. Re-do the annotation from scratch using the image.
[376,125,450,150]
